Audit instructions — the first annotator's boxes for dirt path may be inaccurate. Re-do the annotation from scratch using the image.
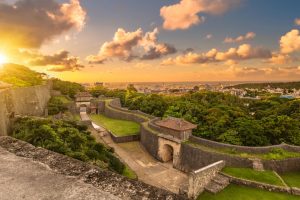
[89,128,188,194]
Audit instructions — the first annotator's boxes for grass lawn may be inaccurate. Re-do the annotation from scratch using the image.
[198,184,299,200]
[280,171,300,188]
[222,167,284,186]
[90,114,140,136]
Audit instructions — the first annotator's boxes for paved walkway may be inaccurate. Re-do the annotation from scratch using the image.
[0,147,120,200]
[89,127,188,194]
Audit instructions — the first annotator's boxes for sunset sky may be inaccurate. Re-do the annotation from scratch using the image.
[1,0,300,83]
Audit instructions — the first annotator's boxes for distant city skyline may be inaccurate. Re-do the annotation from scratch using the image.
[0,0,300,82]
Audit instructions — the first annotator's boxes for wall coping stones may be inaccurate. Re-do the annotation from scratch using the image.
[193,160,225,174]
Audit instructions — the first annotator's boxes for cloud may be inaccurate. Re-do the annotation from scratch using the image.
[206,34,213,39]
[269,53,292,65]
[134,62,152,69]
[87,28,177,64]
[28,50,84,72]
[280,29,300,54]
[234,66,300,79]
[0,0,86,49]
[160,0,241,30]
[224,32,256,43]
[295,18,300,26]
[161,44,271,65]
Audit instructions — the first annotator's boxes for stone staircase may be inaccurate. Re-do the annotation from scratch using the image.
[205,174,230,194]
[252,158,264,171]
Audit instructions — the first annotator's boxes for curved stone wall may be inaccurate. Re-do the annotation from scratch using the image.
[189,136,300,154]
[262,158,300,173]
[140,122,159,159]
[177,142,300,173]
[177,143,253,172]
[103,99,151,123]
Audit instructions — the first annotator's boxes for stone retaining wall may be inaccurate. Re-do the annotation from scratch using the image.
[189,136,300,154]
[0,82,51,136]
[262,158,300,173]
[140,122,159,160]
[178,143,253,173]
[221,172,300,196]
[109,132,140,143]
[187,161,225,199]
[104,99,153,123]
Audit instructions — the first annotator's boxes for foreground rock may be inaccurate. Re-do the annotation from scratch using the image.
[0,136,187,200]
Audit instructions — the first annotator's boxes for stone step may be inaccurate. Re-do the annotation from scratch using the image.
[205,174,230,194]
[252,158,264,171]
[212,174,230,185]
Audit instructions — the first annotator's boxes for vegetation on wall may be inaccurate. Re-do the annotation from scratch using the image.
[89,86,126,104]
[12,117,125,174]
[52,79,84,98]
[47,96,69,115]
[0,64,44,87]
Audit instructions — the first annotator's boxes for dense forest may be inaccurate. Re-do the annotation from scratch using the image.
[89,85,300,147]
[0,64,44,87]
[12,117,125,174]
[226,82,300,90]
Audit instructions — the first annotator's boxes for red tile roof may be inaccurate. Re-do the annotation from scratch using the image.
[155,117,197,131]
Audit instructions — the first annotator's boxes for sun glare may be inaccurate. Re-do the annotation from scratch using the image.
[0,54,7,65]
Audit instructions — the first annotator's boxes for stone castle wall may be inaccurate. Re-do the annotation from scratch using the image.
[189,136,300,154]
[262,158,300,173]
[140,122,159,159]
[103,98,153,123]
[0,82,51,136]
[187,161,225,199]
[178,143,253,172]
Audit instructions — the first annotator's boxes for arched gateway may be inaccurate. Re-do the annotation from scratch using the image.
[162,144,174,162]
[155,117,197,167]
[158,137,181,166]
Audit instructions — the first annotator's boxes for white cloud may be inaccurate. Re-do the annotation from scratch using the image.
[295,18,300,26]
[161,44,271,65]
[280,29,300,54]
[0,0,86,49]
[206,34,213,39]
[160,0,241,30]
[224,32,256,43]
[28,50,84,72]
[87,28,177,64]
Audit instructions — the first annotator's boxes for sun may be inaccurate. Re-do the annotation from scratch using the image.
[0,54,7,65]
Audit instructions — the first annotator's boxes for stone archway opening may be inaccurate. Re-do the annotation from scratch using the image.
[79,104,88,113]
[161,144,174,163]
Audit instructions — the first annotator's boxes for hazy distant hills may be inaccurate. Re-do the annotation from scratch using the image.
[227,82,300,90]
